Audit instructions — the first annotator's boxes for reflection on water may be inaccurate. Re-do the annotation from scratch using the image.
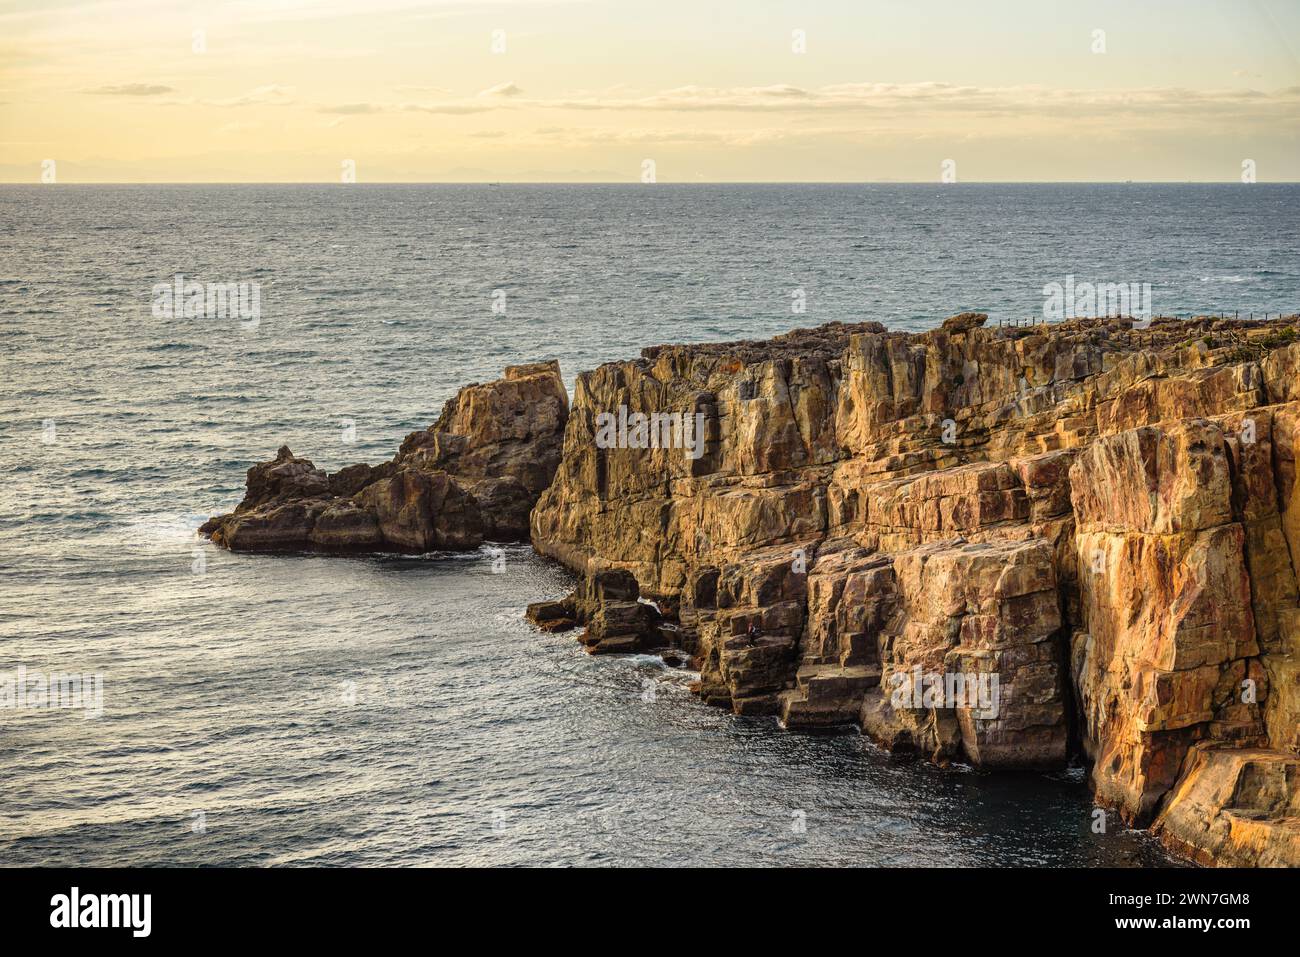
[1,184,1252,866]
[1,541,1178,866]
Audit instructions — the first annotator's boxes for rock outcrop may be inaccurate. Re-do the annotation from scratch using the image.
[1152,745,1300,867]
[202,360,568,552]
[528,314,1300,867]
[205,311,1300,867]
[527,568,668,653]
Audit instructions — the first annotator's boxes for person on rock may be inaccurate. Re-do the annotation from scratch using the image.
[745,621,761,645]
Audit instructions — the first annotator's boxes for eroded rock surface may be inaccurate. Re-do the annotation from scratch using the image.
[528,568,666,653]
[1152,745,1300,867]
[202,360,568,552]
[528,315,1300,866]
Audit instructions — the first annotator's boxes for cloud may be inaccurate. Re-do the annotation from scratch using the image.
[159,84,297,108]
[318,81,1300,127]
[125,79,1300,138]
[479,81,523,98]
[314,97,493,115]
[533,82,1300,121]
[211,84,295,107]
[401,103,492,114]
[319,102,384,115]
[87,83,173,96]
[525,125,817,147]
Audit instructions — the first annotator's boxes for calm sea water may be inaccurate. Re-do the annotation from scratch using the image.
[3,184,1297,866]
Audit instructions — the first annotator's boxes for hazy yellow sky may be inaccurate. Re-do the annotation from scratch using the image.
[2,0,1298,182]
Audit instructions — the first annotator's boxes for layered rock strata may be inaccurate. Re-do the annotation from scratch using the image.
[528,315,1300,866]
[202,360,568,552]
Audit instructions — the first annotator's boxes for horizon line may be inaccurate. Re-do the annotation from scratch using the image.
[5,180,1297,186]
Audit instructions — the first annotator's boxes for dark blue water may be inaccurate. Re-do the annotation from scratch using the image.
[6,184,1295,866]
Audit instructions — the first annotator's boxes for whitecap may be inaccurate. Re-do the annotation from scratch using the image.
[626,654,668,668]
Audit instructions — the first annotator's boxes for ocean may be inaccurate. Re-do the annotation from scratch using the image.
[3,183,1296,866]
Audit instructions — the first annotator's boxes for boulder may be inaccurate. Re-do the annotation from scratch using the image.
[573,569,661,654]
[940,311,988,334]
[526,596,577,633]
[1154,745,1300,867]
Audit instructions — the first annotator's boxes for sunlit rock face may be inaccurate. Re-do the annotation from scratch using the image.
[1070,421,1266,826]
[202,360,568,553]
[530,315,1300,866]
[1153,746,1300,868]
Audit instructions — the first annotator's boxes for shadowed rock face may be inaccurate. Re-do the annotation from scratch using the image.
[528,314,1300,866]
[201,360,568,552]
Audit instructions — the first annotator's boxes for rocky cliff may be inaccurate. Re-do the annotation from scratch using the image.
[528,314,1300,867]
[202,360,568,552]
[205,314,1299,867]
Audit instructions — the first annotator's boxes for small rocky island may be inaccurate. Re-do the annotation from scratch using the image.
[204,313,1300,868]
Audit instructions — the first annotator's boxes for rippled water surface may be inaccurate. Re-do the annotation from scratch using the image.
[5,184,1297,866]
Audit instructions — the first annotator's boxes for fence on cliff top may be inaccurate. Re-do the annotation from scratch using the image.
[997,311,1295,329]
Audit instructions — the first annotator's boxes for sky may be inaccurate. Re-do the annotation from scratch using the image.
[1,0,1298,182]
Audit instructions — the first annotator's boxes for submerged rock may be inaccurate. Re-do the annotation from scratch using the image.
[202,360,568,553]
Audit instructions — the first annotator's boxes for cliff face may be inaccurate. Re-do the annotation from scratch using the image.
[202,360,568,552]
[529,315,1300,866]
[203,313,1298,866]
